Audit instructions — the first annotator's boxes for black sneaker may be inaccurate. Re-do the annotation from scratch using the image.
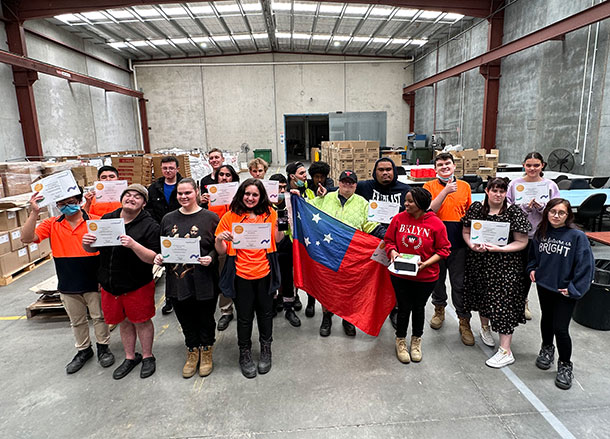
[66,346,94,374]
[140,356,156,379]
[306,295,316,318]
[320,312,332,337]
[555,360,573,390]
[239,348,257,379]
[535,344,555,370]
[112,353,142,380]
[285,309,301,327]
[217,314,233,331]
[161,299,173,315]
[96,343,115,368]
[342,320,356,337]
[293,293,303,311]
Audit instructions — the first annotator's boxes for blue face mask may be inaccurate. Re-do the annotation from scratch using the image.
[438,174,454,183]
[278,193,285,202]
[59,204,80,216]
[295,179,305,188]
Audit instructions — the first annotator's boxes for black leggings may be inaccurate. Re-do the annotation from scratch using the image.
[171,296,216,349]
[537,285,577,362]
[234,275,273,349]
[391,276,437,338]
[277,236,295,304]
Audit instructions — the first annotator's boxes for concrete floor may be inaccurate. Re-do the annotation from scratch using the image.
[2,207,610,438]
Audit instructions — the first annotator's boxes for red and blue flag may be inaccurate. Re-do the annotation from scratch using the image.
[291,195,395,336]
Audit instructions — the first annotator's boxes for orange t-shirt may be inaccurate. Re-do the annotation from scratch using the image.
[215,210,277,280]
[90,198,122,217]
[209,204,230,219]
[423,178,472,222]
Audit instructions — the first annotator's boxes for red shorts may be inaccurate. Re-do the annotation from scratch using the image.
[101,281,156,325]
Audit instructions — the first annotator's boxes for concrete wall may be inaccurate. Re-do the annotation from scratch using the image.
[135,53,412,164]
[0,15,139,160]
[412,0,610,176]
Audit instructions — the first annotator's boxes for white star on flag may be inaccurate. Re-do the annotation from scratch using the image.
[316,241,320,246]
[323,233,333,244]
[297,212,301,220]
[304,237,311,247]
[312,213,321,224]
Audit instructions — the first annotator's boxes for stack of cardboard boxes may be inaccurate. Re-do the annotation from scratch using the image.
[0,206,51,278]
[321,141,380,181]
[0,163,43,197]
[111,156,153,186]
[437,148,500,179]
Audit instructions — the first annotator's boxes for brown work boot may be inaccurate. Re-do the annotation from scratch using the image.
[430,305,445,329]
[182,347,199,378]
[199,345,213,377]
[410,336,422,362]
[459,317,475,346]
[395,337,410,363]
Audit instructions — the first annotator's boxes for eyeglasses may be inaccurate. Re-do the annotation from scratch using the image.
[549,209,568,217]
[56,199,78,207]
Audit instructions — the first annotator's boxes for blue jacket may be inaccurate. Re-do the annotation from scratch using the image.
[527,226,594,299]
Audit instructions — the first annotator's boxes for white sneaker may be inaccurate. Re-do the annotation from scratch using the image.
[479,325,495,347]
[486,347,515,368]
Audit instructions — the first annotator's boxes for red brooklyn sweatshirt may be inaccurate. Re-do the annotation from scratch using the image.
[384,211,451,282]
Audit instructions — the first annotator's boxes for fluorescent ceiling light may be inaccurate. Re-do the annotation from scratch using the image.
[319,4,343,14]
[411,39,428,46]
[292,33,311,40]
[253,33,269,39]
[391,38,408,45]
[312,34,331,40]
[419,11,441,19]
[191,36,209,43]
[333,41,341,46]
[372,37,389,44]
[233,34,252,40]
[333,35,350,42]
[352,36,369,43]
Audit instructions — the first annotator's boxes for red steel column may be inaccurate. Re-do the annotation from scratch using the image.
[403,92,415,133]
[138,98,151,153]
[480,3,504,152]
[5,20,44,159]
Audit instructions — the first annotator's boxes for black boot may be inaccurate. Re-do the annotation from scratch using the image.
[66,346,94,374]
[320,312,332,337]
[161,299,173,315]
[96,343,115,368]
[285,308,301,327]
[258,340,272,374]
[306,294,316,318]
[555,360,573,390]
[239,348,257,379]
[293,293,303,311]
[535,344,555,370]
[342,319,356,337]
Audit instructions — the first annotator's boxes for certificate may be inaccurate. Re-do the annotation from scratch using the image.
[262,180,279,203]
[207,182,239,206]
[32,170,80,207]
[87,219,125,247]
[513,181,550,204]
[160,236,201,264]
[470,220,510,246]
[94,180,128,202]
[232,223,272,249]
[370,240,390,266]
[368,200,400,224]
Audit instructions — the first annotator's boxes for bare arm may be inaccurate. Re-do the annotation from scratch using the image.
[20,193,42,244]
[429,181,457,213]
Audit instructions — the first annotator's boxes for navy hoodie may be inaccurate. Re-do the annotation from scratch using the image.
[355,158,411,225]
[527,226,594,299]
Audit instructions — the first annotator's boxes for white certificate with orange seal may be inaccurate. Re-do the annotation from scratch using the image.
[231,223,272,249]
[87,218,125,247]
[160,236,201,264]
[470,220,510,246]
[207,182,239,206]
[513,181,549,204]
[31,170,80,207]
[93,180,128,202]
[367,200,400,224]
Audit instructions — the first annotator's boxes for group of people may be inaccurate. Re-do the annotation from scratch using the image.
[27,149,594,390]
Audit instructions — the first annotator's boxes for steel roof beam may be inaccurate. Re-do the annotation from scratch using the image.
[358,7,398,54]
[307,2,321,52]
[261,0,278,52]
[209,2,241,52]
[180,4,223,54]
[150,4,200,56]
[324,3,347,53]
[236,0,259,51]
[342,5,374,53]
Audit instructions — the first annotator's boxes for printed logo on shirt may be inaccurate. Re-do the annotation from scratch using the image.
[371,189,402,205]
[538,237,571,257]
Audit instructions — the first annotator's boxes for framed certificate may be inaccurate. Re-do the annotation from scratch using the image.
[232,223,272,249]
[94,180,128,202]
[470,220,510,246]
[160,236,201,264]
[87,219,126,247]
[207,182,239,206]
[368,200,400,223]
[31,170,80,207]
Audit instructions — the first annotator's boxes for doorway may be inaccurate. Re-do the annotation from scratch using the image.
[284,114,329,162]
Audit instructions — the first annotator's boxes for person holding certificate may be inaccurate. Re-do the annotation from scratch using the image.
[462,177,531,369]
[82,184,160,380]
[527,198,594,390]
[201,164,240,333]
[384,188,451,364]
[83,166,123,216]
[507,152,560,320]
[154,178,220,379]
[215,178,284,379]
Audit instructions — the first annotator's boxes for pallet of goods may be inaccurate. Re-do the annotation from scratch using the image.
[110,156,153,186]
[321,141,380,182]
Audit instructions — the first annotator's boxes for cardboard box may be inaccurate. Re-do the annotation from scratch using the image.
[477,167,497,178]
[9,228,23,251]
[71,166,98,185]
[461,149,479,160]
[0,232,10,255]
[27,242,40,262]
[0,248,29,276]
[0,209,18,231]
[382,152,403,165]
[38,239,52,258]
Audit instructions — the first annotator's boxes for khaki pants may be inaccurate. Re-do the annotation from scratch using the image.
[61,292,110,351]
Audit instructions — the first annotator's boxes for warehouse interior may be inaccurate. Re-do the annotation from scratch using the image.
[2,0,610,438]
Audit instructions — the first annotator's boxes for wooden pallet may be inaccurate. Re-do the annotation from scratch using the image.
[408,176,436,182]
[0,254,53,287]
[25,294,67,320]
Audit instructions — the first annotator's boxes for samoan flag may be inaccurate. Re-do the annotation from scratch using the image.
[291,195,396,336]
